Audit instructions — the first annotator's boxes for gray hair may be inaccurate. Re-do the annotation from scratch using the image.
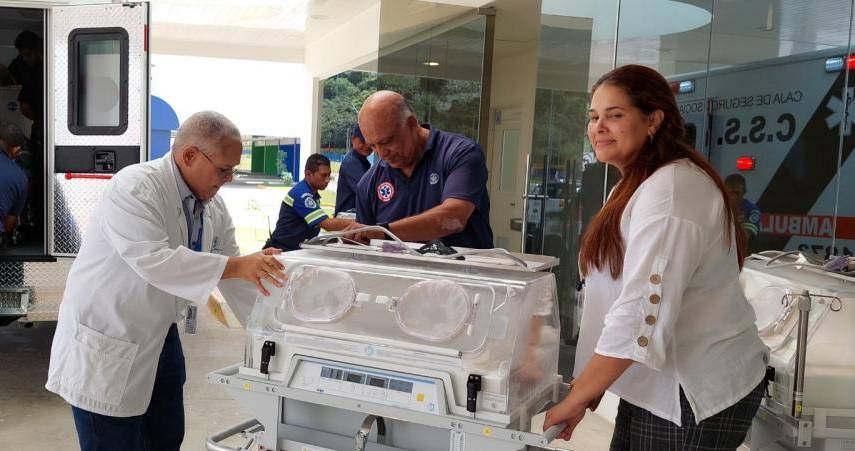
[172,111,241,156]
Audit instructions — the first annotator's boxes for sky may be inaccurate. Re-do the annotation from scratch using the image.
[150,53,314,140]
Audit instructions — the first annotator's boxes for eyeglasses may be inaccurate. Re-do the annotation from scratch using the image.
[195,147,239,178]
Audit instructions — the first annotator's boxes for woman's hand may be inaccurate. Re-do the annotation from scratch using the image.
[542,397,587,441]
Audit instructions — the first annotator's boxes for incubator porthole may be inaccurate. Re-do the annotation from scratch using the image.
[394,280,473,341]
[286,266,357,323]
[751,286,793,334]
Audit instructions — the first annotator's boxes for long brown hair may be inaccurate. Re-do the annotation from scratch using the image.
[579,65,746,278]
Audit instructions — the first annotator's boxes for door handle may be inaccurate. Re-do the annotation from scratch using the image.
[510,218,523,231]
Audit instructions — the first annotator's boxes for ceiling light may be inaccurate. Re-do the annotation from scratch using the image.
[423,61,440,66]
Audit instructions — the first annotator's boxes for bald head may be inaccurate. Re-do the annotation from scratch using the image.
[172,111,240,158]
[358,91,428,171]
[358,90,415,127]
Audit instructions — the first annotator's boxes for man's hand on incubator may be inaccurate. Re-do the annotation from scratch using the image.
[343,222,385,244]
[223,248,287,296]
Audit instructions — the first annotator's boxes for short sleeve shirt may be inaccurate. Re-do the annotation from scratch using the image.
[269,180,329,251]
[335,150,371,215]
[0,152,27,218]
[355,125,493,249]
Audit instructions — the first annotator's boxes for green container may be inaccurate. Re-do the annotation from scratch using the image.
[264,144,278,176]
[251,140,265,174]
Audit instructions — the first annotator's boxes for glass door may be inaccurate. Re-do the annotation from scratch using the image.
[528,0,619,379]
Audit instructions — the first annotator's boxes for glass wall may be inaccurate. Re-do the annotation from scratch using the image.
[533,0,855,379]
[702,0,853,258]
[312,0,855,380]
[317,7,485,210]
[530,0,619,379]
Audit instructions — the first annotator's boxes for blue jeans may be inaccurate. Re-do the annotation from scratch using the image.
[72,323,186,451]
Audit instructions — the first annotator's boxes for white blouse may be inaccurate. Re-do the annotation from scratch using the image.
[574,159,768,426]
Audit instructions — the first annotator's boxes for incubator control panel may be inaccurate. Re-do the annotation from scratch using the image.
[290,359,443,415]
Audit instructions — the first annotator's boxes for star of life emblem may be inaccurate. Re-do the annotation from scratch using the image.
[377,182,395,203]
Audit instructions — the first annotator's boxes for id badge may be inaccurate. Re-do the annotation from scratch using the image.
[184,304,198,335]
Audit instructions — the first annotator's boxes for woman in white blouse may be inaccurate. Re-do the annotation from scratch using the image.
[543,65,768,450]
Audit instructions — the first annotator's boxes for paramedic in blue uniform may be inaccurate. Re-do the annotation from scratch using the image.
[267,154,353,251]
[334,124,373,215]
[348,90,493,249]
[725,173,762,253]
[0,121,27,248]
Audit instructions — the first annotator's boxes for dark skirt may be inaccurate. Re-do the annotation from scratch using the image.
[609,380,765,451]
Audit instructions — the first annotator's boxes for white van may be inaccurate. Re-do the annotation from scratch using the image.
[670,48,855,259]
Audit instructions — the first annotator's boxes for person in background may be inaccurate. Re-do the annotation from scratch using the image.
[334,124,373,215]
[725,173,762,254]
[267,154,353,251]
[348,90,493,249]
[8,31,44,244]
[0,65,15,86]
[8,30,42,132]
[0,121,27,248]
[543,65,767,450]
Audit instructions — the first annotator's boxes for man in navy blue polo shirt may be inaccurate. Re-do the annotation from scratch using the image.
[334,124,372,215]
[267,154,353,251]
[0,121,28,248]
[350,91,493,249]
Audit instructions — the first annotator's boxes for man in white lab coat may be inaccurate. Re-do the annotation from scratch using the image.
[45,111,286,451]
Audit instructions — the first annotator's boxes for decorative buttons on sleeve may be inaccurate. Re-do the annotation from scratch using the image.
[649,294,661,304]
[637,336,649,347]
[645,315,657,325]
[649,274,662,285]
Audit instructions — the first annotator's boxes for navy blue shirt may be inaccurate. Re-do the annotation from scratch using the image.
[269,180,329,251]
[0,152,27,219]
[356,125,493,249]
[335,149,371,215]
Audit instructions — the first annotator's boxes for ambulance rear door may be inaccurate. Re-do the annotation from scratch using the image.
[48,1,149,257]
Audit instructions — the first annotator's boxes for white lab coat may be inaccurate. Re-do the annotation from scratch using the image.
[45,153,258,417]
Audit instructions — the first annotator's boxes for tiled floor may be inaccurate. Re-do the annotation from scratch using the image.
[0,304,614,450]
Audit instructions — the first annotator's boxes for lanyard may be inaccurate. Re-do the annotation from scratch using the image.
[189,209,204,252]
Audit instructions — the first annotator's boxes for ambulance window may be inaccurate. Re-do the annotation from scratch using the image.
[68,28,128,135]
[683,123,697,148]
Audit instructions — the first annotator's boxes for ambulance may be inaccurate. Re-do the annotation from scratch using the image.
[671,47,855,259]
[0,0,149,325]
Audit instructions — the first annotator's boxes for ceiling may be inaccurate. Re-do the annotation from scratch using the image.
[151,0,492,63]
[3,0,854,84]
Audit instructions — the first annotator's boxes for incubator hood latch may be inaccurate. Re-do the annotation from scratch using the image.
[467,374,482,413]
[260,341,276,375]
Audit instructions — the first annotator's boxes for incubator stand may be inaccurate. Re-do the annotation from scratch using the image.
[741,254,855,451]
[206,243,570,451]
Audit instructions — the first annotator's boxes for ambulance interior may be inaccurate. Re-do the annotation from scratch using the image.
[0,7,45,259]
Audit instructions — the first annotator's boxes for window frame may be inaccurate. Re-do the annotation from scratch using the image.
[67,27,129,135]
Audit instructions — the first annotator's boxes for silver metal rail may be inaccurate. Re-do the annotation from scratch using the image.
[305,225,530,269]
[205,419,263,451]
[792,290,811,419]
[779,290,845,420]
[355,414,387,451]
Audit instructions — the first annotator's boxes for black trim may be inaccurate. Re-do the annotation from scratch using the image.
[67,27,129,136]
[54,145,140,174]
[0,255,58,263]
